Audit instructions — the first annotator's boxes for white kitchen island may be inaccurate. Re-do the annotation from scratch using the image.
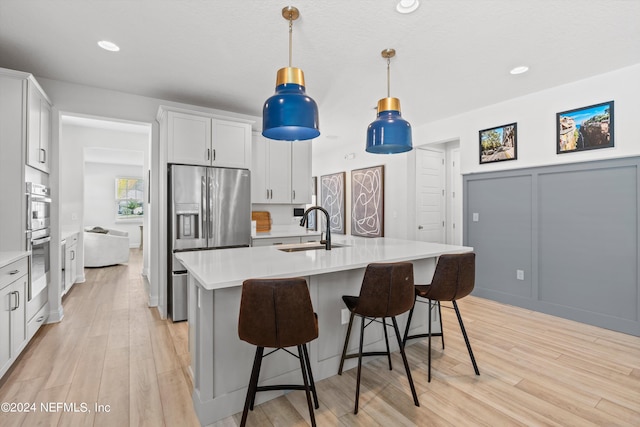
[176,236,472,425]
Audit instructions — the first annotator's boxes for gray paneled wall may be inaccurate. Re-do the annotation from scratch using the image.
[464,157,640,336]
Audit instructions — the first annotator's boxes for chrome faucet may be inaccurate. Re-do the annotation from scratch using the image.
[300,206,331,250]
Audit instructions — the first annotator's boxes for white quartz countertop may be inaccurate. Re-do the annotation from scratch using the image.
[176,236,472,291]
[0,251,30,268]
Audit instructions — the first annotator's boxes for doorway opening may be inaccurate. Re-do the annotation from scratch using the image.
[59,114,152,284]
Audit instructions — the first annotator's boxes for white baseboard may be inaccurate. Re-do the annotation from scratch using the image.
[47,305,64,323]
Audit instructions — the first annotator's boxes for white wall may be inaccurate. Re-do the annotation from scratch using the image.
[84,162,144,247]
[311,149,411,239]
[414,63,640,175]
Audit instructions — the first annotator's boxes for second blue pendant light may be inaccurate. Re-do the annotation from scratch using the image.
[366,49,413,154]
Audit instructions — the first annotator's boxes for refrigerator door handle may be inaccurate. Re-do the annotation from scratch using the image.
[208,172,214,240]
[201,175,207,244]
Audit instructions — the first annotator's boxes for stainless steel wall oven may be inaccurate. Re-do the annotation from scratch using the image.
[26,182,51,301]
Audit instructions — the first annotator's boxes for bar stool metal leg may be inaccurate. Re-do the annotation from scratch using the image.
[391,317,419,407]
[301,343,319,409]
[402,295,417,346]
[338,311,355,375]
[428,299,433,382]
[354,315,366,414]
[297,345,317,427]
[437,301,445,349]
[453,300,480,376]
[241,346,264,427]
[382,317,392,370]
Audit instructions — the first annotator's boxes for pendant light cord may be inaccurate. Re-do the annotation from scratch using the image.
[387,57,391,98]
[288,15,293,67]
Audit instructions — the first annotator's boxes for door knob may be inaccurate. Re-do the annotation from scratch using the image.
[418,225,424,230]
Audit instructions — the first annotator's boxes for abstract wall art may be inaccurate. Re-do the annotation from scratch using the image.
[320,172,345,234]
[351,165,384,237]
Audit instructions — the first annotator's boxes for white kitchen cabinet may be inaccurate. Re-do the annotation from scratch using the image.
[63,232,78,296]
[26,81,52,173]
[163,109,251,169]
[291,140,312,204]
[251,132,312,204]
[0,68,52,252]
[0,256,29,379]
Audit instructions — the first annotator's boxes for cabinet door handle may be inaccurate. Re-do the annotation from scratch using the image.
[40,148,46,163]
[212,149,216,161]
[292,190,296,200]
[10,291,19,311]
[266,189,269,199]
[71,250,75,261]
[269,189,273,199]
[9,269,19,275]
[206,148,211,161]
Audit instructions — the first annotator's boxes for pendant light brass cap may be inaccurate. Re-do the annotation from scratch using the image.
[377,97,401,113]
[276,67,305,86]
[282,6,300,20]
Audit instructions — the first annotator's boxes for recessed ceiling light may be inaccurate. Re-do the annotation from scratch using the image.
[396,0,420,14]
[98,40,120,52]
[510,66,529,75]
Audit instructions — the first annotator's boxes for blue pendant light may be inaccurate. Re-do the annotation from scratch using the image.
[263,6,319,141]
[366,49,412,154]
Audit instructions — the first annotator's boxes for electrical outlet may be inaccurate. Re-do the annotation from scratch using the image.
[472,213,479,222]
[341,308,350,325]
[71,213,78,221]
[516,269,524,280]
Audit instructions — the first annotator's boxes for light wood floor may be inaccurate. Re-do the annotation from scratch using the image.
[1,249,639,426]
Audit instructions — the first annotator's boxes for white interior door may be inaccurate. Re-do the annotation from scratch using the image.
[450,148,462,245]
[416,148,445,243]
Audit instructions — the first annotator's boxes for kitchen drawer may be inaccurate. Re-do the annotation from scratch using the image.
[27,302,49,341]
[0,257,29,290]
[251,237,301,247]
[27,285,48,321]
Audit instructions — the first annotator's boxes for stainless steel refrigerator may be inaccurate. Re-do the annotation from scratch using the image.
[168,164,251,321]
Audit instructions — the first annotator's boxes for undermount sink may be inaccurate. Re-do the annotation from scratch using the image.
[277,242,349,252]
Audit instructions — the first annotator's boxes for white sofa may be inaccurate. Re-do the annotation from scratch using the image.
[84,227,130,267]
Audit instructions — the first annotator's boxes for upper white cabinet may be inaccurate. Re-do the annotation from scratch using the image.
[0,68,52,252]
[163,109,251,169]
[26,81,52,173]
[251,132,312,205]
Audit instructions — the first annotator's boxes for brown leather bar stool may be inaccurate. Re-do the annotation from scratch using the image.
[338,262,420,414]
[238,277,319,427]
[403,252,480,382]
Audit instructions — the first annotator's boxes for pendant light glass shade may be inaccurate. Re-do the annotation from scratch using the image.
[262,6,319,141]
[263,67,319,141]
[366,49,412,154]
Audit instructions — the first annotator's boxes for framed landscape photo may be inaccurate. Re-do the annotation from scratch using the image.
[479,122,517,164]
[557,101,614,154]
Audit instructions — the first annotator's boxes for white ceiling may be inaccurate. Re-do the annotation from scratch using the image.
[1,0,639,151]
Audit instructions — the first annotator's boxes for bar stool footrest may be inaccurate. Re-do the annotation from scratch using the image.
[342,350,391,362]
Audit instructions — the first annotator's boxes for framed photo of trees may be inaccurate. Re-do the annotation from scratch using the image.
[479,122,517,164]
